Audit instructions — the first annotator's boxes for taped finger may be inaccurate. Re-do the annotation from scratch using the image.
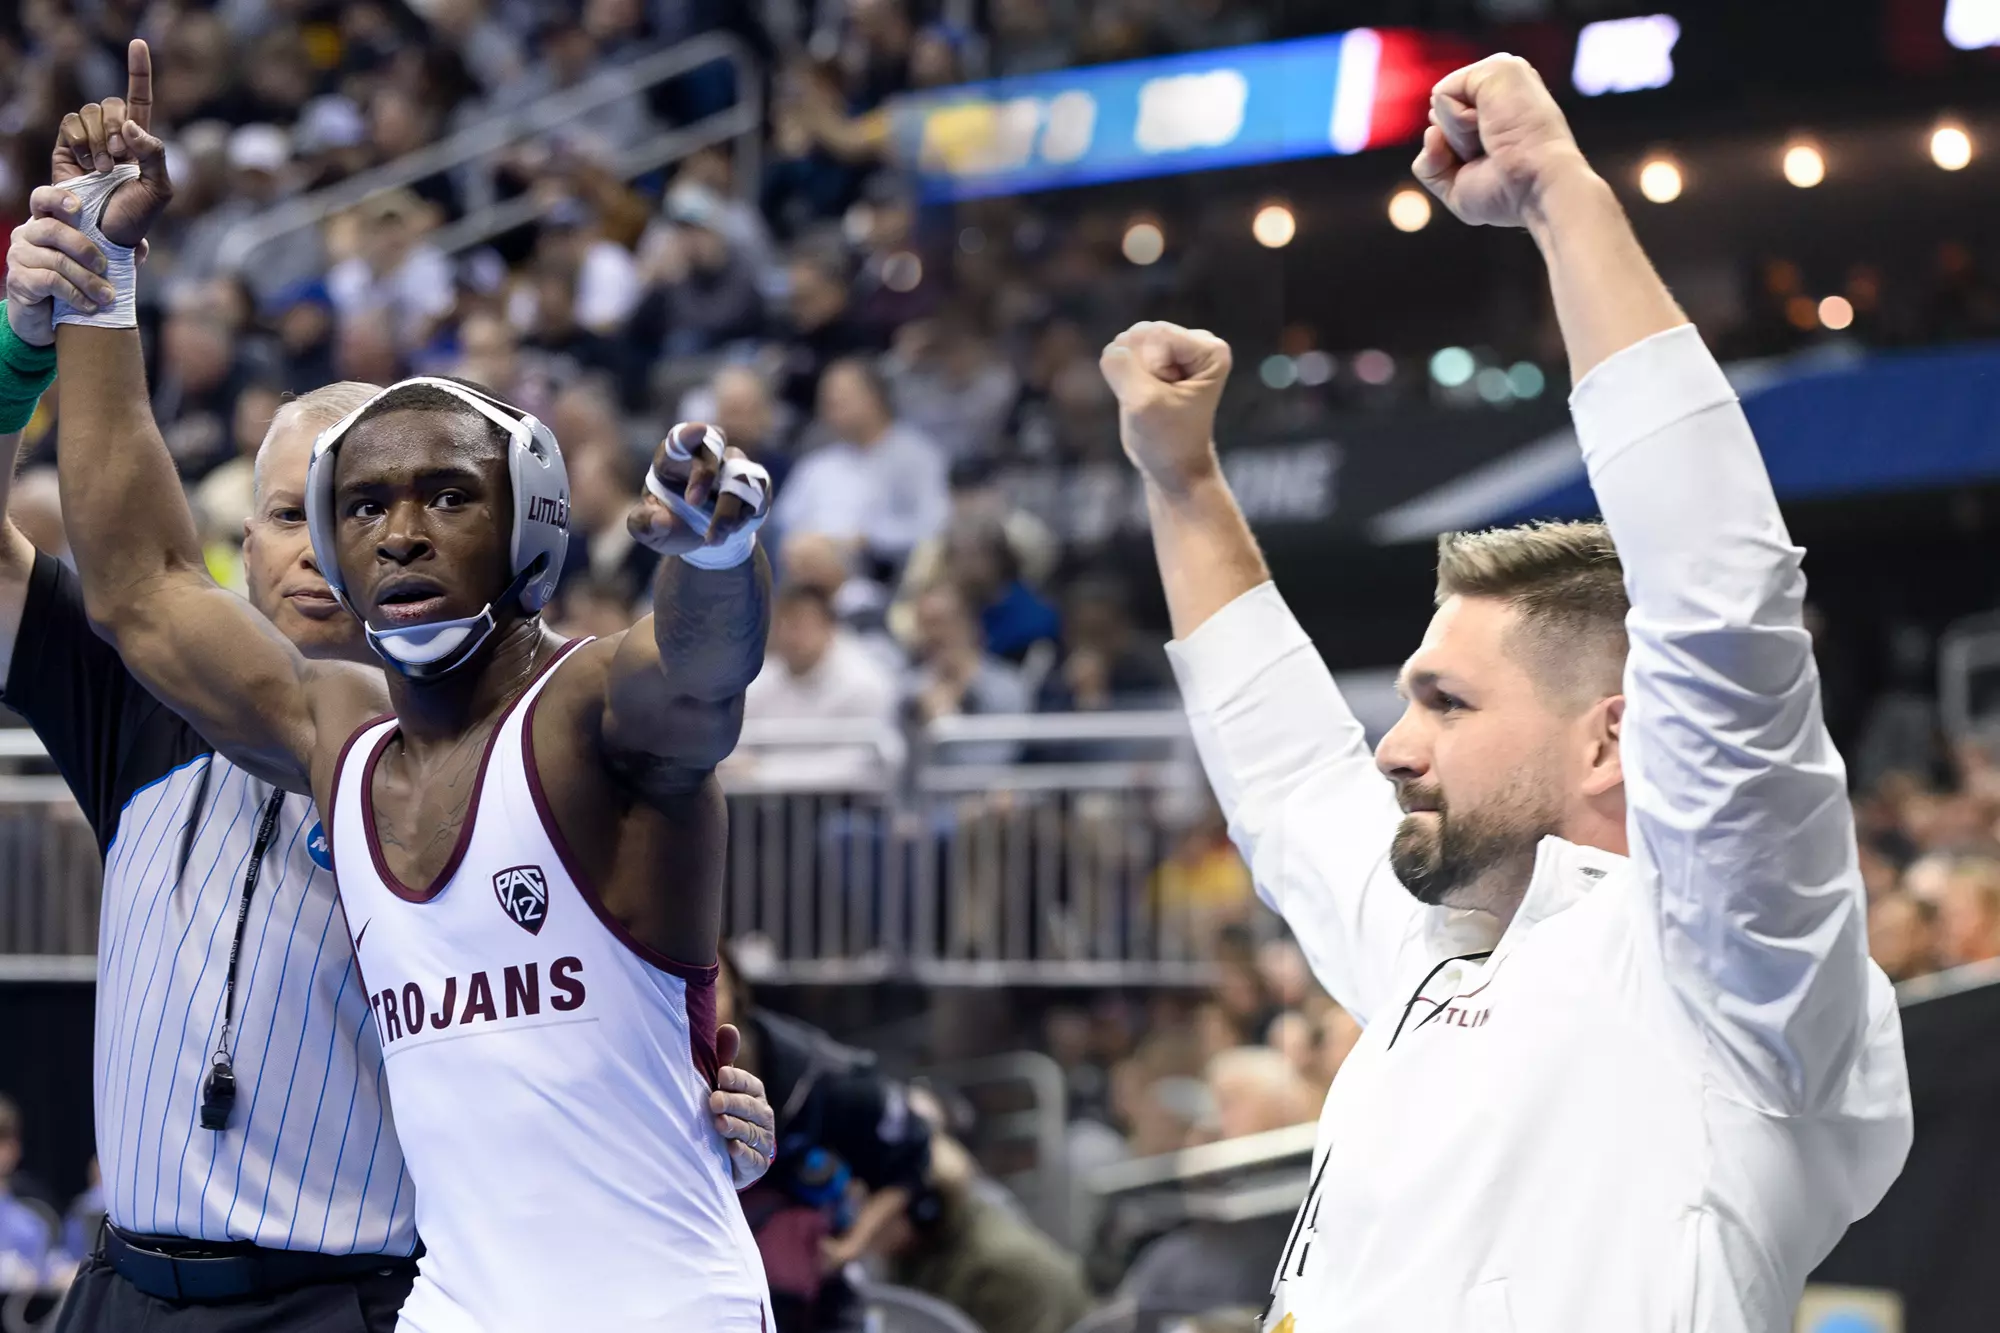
[663,421,725,465]
[716,457,771,517]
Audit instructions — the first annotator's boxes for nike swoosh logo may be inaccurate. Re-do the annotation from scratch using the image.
[353,922,370,953]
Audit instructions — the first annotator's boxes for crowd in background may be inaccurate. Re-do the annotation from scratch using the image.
[4,0,2000,1326]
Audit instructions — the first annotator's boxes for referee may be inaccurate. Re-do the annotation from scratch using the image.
[0,175,776,1330]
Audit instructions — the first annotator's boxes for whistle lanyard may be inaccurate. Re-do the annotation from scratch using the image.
[201,786,288,1130]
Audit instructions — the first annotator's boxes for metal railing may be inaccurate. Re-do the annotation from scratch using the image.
[0,710,1227,985]
[215,30,763,270]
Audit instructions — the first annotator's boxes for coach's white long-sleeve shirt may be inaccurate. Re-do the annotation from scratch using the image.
[1166,325,1911,1333]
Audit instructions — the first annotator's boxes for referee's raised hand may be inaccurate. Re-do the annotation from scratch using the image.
[51,39,174,249]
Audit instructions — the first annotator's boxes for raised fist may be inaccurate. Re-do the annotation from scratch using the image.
[51,40,174,250]
[1099,321,1233,494]
[628,422,773,561]
[1412,54,1589,230]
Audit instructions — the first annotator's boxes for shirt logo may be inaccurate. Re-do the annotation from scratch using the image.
[306,821,333,870]
[493,865,549,934]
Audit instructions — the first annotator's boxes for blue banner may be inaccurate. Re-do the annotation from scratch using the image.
[893,31,1403,201]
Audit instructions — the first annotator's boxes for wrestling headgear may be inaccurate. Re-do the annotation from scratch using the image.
[304,376,570,680]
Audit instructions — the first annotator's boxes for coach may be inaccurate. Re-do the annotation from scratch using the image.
[1100,56,1912,1333]
[0,147,775,1333]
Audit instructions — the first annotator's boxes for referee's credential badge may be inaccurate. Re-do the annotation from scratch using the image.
[493,865,550,935]
[306,822,333,870]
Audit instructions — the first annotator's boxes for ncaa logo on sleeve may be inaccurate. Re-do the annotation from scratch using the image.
[306,821,334,870]
[493,865,549,935]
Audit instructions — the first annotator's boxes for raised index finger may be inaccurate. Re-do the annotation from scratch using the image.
[126,40,153,132]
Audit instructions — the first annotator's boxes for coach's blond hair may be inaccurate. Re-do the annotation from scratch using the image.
[1434,520,1629,708]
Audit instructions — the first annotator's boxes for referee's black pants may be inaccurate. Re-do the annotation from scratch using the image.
[52,1254,416,1333]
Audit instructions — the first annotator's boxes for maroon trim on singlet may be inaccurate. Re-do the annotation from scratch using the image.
[518,671,722,991]
[683,968,721,1089]
[362,639,586,904]
[327,712,395,877]
[328,713,395,996]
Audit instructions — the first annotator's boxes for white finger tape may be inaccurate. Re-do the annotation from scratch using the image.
[642,459,770,570]
[663,422,726,465]
[51,165,140,331]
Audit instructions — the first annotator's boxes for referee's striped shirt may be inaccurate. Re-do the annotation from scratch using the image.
[3,554,415,1255]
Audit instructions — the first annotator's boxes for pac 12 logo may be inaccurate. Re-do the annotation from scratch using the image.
[306,822,333,870]
[493,865,549,935]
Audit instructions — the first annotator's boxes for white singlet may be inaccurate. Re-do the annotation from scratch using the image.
[327,638,771,1332]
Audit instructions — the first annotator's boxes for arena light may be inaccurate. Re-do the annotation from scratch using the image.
[1354,349,1396,385]
[1474,366,1514,404]
[1932,124,1974,171]
[1260,355,1299,389]
[1507,362,1547,399]
[1294,350,1335,385]
[1122,221,1165,265]
[1782,143,1825,188]
[1638,157,1682,203]
[958,226,987,253]
[1945,0,2000,49]
[882,252,924,292]
[1572,14,1681,97]
[1387,188,1432,233]
[1818,295,1855,331]
[1253,203,1298,248]
[1429,346,1475,388]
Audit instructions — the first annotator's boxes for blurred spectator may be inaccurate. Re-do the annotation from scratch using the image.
[774,357,948,571]
[887,315,1020,461]
[717,951,933,1333]
[334,315,408,385]
[368,86,463,220]
[175,123,325,300]
[1935,857,2000,968]
[904,582,1029,763]
[153,292,256,480]
[516,264,624,379]
[270,281,340,395]
[671,149,779,284]
[192,381,285,582]
[878,1134,1093,1333]
[1038,576,1173,711]
[1203,1048,1316,1141]
[1869,891,1938,983]
[554,388,660,605]
[941,518,1060,667]
[60,1159,103,1268]
[424,0,528,94]
[327,189,456,351]
[709,365,793,483]
[1152,799,1256,935]
[453,310,534,407]
[534,197,644,338]
[504,17,656,154]
[740,584,902,787]
[548,576,642,640]
[636,185,766,354]
[775,249,882,416]
[0,1097,52,1288]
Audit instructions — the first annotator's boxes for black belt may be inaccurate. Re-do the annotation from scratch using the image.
[104,1224,418,1302]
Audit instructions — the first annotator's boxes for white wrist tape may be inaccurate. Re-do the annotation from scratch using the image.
[646,457,771,570]
[51,165,141,331]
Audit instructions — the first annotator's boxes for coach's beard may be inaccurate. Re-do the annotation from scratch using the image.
[1389,782,1554,910]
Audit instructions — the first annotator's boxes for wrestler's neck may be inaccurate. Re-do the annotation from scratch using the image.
[386,617,559,749]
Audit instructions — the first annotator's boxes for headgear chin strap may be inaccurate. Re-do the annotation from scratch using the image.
[305,377,571,681]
